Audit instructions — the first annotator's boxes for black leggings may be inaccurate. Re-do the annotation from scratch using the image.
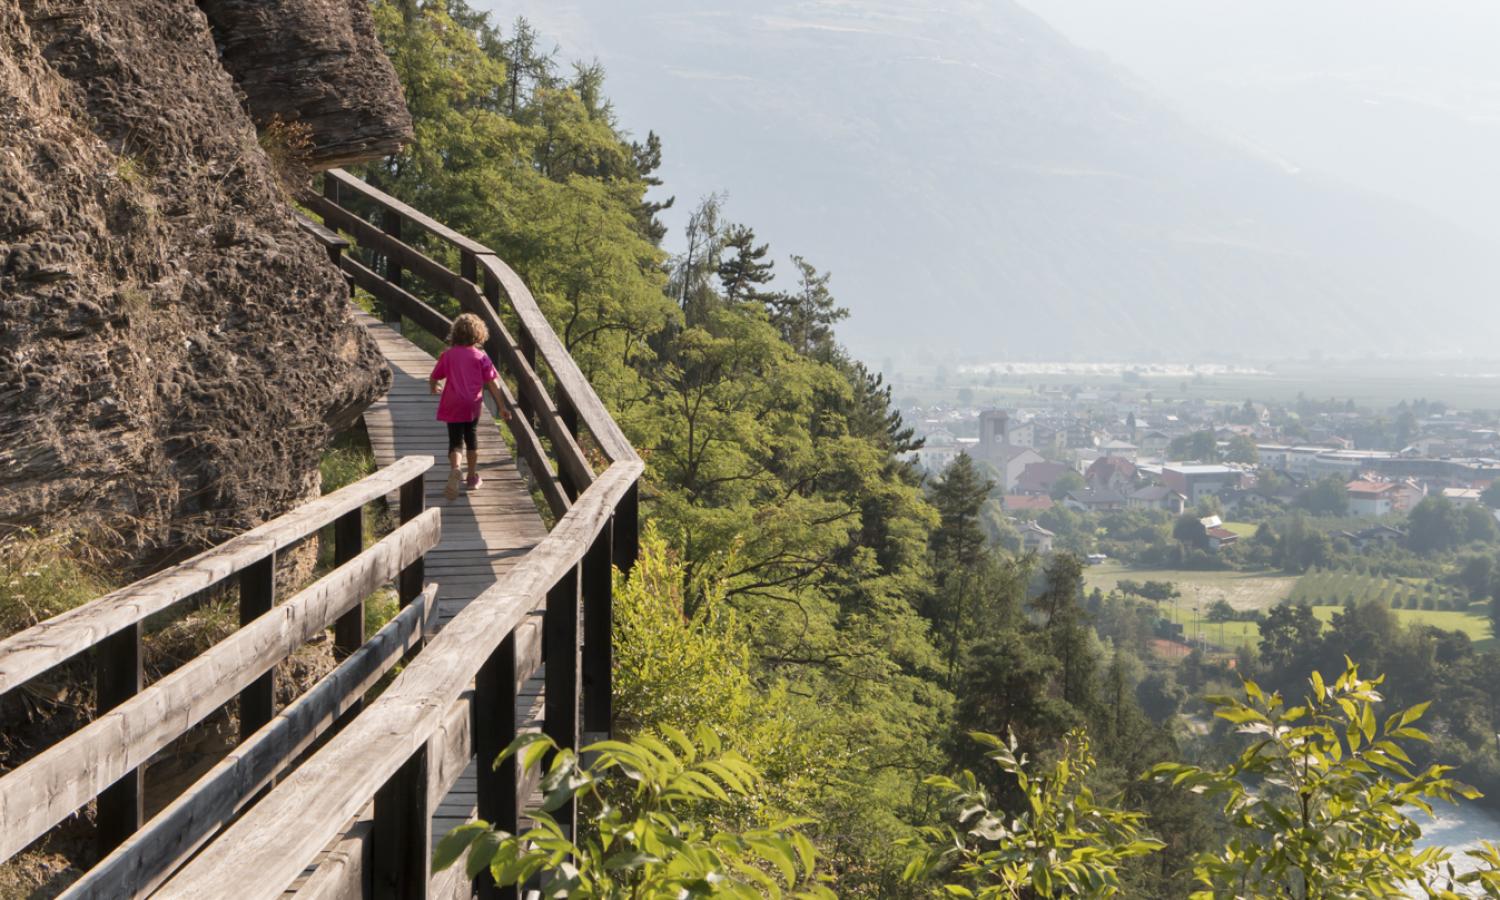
[446,416,479,454]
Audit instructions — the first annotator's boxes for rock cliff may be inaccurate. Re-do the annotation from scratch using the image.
[0,0,408,564]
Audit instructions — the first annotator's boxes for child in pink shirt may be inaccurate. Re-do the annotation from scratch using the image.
[429,313,510,500]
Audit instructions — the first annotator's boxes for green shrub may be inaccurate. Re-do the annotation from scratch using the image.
[433,728,834,897]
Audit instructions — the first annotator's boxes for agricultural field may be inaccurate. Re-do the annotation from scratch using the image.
[1309,605,1495,651]
[1084,561,1297,611]
[1289,568,1470,612]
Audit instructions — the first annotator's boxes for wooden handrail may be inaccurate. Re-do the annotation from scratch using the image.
[154,461,640,899]
[476,254,637,465]
[64,584,439,900]
[0,510,442,862]
[0,454,432,694]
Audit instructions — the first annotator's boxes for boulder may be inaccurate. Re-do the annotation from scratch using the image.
[0,0,402,566]
[200,0,413,168]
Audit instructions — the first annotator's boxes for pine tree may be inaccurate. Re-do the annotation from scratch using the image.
[716,223,775,305]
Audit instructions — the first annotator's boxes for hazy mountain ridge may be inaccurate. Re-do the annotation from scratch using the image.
[492,0,1500,360]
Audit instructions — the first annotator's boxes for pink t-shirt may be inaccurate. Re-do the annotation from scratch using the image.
[431,345,498,423]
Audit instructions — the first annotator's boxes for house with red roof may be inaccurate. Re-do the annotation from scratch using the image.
[1346,480,1397,517]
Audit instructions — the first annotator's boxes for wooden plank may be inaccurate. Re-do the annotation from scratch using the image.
[294,213,350,255]
[63,587,437,900]
[0,456,432,693]
[154,463,639,900]
[0,510,441,862]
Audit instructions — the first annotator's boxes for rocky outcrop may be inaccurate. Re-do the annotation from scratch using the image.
[200,0,413,168]
[0,0,405,565]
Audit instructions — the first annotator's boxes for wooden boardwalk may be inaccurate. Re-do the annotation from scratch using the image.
[284,312,549,898]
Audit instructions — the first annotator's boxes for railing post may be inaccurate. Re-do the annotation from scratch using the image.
[474,635,519,900]
[557,395,578,440]
[461,250,477,286]
[96,624,143,855]
[399,473,425,612]
[582,525,613,735]
[372,742,430,900]
[543,564,580,833]
[516,330,539,427]
[381,208,403,327]
[332,508,365,659]
[612,479,640,575]
[238,554,276,742]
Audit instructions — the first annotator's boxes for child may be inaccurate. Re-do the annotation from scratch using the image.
[429,313,510,500]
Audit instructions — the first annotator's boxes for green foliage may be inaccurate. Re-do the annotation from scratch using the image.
[434,728,834,898]
[1169,430,1220,463]
[902,729,1162,897]
[1152,662,1485,899]
[1297,476,1351,517]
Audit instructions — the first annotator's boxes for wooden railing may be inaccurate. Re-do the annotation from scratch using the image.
[0,455,435,896]
[154,171,641,898]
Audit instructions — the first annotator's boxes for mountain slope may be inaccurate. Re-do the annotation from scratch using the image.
[489,0,1500,360]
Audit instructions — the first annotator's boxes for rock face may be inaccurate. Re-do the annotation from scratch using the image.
[200,0,413,168]
[0,0,404,564]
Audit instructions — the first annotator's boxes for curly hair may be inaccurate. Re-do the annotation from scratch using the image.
[447,312,489,347]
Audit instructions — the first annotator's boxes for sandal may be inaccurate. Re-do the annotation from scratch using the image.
[444,469,461,500]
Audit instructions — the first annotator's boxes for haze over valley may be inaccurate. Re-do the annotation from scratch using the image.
[486,0,1500,363]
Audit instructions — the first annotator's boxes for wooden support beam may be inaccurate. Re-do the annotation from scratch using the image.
[238,555,276,743]
[372,743,430,900]
[543,565,581,831]
[399,474,425,611]
[474,634,518,900]
[381,208,403,325]
[582,524,613,734]
[332,508,365,660]
[613,479,640,575]
[95,624,142,856]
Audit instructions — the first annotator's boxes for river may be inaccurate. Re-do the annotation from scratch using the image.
[1414,803,1500,895]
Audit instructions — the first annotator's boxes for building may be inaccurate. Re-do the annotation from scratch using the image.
[1086,456,1137,492]
[915,429,960,472]
[1003,494,1054,515]
[1442,487,1483,507]
[1138,430,1172,459]
[1018,521,1055,554]
[1162,464,1240,503]
[1335,525,1406,551]
[1346,480,1397,518]
[1201,515,1239,551]
[1063,488,1128,513]
[1390,480,1426,513]
[988,446,1045,493]
[1015,461,1075,497]
[1099,439,1139,462]
[1128,484,1187,514]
